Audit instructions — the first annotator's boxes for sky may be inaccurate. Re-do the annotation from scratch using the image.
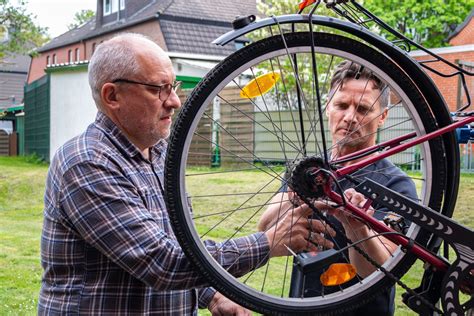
[25,0,97,38]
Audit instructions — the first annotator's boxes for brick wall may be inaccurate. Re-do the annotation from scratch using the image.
[412,48,474,112]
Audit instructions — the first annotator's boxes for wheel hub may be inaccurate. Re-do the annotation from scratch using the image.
[287,156,329,199]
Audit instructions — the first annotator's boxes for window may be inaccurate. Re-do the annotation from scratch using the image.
[104,0,122,15]
[111,0,118,13]
[75,48,80,61]
[92,43,96,56]
[104,0,111,15]
[46,55,50,66]
[52,53,57,64]
[68,50,72,63]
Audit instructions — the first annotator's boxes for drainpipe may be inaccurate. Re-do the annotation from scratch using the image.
[117,2,121,21]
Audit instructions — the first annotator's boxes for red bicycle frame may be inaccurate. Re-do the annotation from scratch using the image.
[322,115,474,271]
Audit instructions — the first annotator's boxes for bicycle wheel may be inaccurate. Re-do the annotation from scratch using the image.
[165,32,455,314]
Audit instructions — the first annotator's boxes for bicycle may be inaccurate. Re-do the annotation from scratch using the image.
[164,0,473,314]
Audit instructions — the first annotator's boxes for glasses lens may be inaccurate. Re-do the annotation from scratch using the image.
[159,84,171,101]
[159,81,180,101]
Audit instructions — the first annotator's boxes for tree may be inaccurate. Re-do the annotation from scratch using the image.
[255,0,473,48]
[364,0,473,48]
[67,9,95,30]
[0,0,49,62]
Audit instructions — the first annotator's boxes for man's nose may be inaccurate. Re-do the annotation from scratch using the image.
[164,90,182,109]
[342,106,358,122]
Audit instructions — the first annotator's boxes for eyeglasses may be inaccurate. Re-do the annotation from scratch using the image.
[112,78,181,101]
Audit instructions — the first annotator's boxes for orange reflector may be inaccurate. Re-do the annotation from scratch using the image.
[320,263,357,286]
[240,72,280,98]
[298,0,317,11]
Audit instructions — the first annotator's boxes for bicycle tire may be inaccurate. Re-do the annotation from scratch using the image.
[165,32,455,314]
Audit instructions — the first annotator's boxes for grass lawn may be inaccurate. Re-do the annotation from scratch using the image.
[0,156,472,315]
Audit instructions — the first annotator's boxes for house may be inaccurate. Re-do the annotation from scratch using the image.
[25,0,257,161]
[0,53,29,156]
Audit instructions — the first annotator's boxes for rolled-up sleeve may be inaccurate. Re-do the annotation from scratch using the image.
[198,287,216,309]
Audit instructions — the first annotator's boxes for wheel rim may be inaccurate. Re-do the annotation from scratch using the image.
[167,33,445,314]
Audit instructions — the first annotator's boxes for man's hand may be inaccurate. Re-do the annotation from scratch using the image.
[264,202,335,257]
[208,292,251,316]
[314,188,373,238]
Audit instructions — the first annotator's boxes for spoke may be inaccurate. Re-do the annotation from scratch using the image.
[191,191,281,199]
[187,151,288,162]
[355,167,426,183]
[193,130,284,183]
[217,92,303,155]
[269,55,290,162]
[186,167,281,177]
[308,21,330,164]
[250,65,294,161]
[194,199,290,221]
[199,179,280,240]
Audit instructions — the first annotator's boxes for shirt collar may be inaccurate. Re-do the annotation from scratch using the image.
[94,112,167,160]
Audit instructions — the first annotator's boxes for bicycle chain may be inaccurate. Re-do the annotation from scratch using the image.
[296,192,443,314]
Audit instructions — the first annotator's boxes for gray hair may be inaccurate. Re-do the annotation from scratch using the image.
[329,60,389,110]
[88,33,155,110]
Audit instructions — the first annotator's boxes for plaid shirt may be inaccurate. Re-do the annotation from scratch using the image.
[39,112,269,315]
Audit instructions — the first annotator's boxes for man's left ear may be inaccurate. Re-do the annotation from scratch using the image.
[378,108,388,127]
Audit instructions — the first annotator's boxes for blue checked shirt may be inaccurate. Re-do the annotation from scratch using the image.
[39,112,269,315]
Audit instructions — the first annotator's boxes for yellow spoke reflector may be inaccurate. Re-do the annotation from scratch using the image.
[240,72,280,98]
[320,263,357,286]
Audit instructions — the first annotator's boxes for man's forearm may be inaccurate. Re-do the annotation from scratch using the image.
[347,226,397,277]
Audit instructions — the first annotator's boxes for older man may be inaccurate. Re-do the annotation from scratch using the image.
[38,33,317,315]
[258,61,418,315]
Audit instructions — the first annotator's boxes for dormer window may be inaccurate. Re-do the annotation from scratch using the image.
[104,0,112,16]
[104,0,124,16]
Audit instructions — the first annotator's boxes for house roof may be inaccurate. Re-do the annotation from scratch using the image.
[161,0,257,22]
[160,17,236,56]
[37,0,257,56]
[0,53,30,73]
[448,8,474,41]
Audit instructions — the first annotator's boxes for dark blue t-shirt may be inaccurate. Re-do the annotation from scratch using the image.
[289,158,418,315]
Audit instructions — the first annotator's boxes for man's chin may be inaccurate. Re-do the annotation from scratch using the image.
[151,128,171,143]
[335,138,364,151]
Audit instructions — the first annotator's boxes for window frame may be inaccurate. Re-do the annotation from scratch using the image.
[103,0,112,15]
